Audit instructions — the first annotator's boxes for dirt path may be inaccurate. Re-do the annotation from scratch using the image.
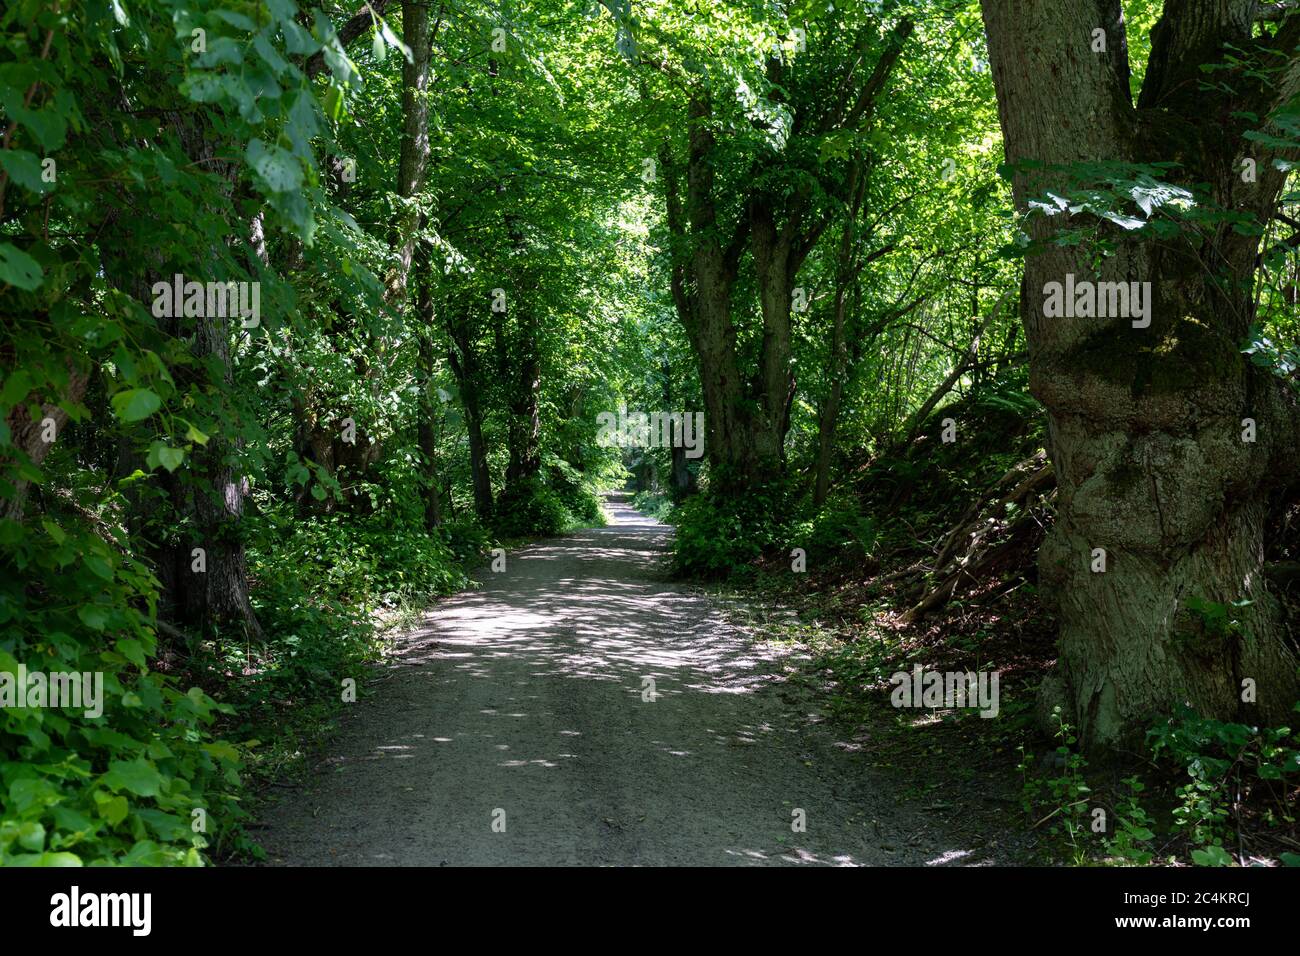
[255,495,978,866]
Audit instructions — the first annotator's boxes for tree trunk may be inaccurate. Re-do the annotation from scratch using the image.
[447,309,493,519]
[661,360,695,498]
[750,196,798,468]
[813,299,847,507]
[463,385,492,519]
[155,111,263,642]
[415,273,443,529]
[899,290,1011,447]
[981,0,1300,749]
[387,0,433,302]
[671,96,786,491]
[2,364,89,521]
[656,16,911,495]
[505,345,541,489]
[814,161,870,507]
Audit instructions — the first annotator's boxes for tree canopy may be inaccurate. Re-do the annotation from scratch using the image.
[2,0,1299,868]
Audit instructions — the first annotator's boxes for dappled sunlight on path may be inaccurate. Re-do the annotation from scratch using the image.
[256,494,984,866]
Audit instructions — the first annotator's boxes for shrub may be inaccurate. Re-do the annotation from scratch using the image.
[632,489,676,522]
[671,483,792,578]
[788,495,879,562]
[545,459,606,527]
[0,510,243,866]
[493,476,575,538]
[249,510,475,607]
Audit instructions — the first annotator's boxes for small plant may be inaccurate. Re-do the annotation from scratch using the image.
[1103,776,1156,865]
[1020,706,1091,862]
[1179,596,1251,645]
[1147,703,1300,864]
[1044,708,1092,857]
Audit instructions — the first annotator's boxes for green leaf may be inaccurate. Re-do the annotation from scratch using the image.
[213,9,257,31]
[0,369,32,406]
[95,792,129,826]
[181,72,225,103]
[254,31,290,75]
[17,821,45,852]
[13,105,66,151]
[77,605,109,630]
[184,421,210,445]
[84,555,113,581]
[116,638,147,668]
[103,758,163,798]
[282,19,318,55]
[1190,845,1233,867]
[380,20,411,62]
[0,150,53,194]
[0,242,44,290]
[322,84,345,122]
[157,445,184,472]
[111,388,161,422]
[247,138,303,192]
[203,741,241,763]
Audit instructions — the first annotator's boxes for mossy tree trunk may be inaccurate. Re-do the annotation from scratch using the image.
[981,0,1300,750]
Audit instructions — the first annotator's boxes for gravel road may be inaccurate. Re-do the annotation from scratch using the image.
[255,495,968,866]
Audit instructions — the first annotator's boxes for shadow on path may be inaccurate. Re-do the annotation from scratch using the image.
[255,494,988,866]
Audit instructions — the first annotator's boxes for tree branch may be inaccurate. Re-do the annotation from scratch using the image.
[306,0,392,78]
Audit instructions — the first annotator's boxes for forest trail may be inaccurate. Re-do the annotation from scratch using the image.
[255,495,975,866]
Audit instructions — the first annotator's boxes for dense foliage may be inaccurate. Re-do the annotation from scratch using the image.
[2,0,1298,866]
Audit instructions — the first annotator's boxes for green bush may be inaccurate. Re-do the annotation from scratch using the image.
[0,511,243,866]
[1148,704,1300,860]
[788,495,879,562]
[545,459,606,527]
[250,510,477,607]
[493,476,575,538]
[632,489,676,522]
[493,466,606,539]
[670,483,792,578]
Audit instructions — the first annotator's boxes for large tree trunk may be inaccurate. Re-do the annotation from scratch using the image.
[463,385,492,519]
[188,297,262,640]
[661,360,695,498]
[813,294,847,508]
[657,18,911,495]
[668,97,785,491]
[153,112,263,642]
[2,364,89,521]
[750,196,799,468]
[814,160,869,507]
[981,0,1300,749]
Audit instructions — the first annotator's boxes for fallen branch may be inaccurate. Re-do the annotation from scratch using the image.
[899,455,1054,625]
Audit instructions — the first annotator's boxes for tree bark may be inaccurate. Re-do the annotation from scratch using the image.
[153,110,262,642]
[387,0,433,302]
[505,344,541,489]
[981,0,1300,749]
[415,272,443,529]
[2,363,89,521]
[814,159,870,506]
[447,307,493,519]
